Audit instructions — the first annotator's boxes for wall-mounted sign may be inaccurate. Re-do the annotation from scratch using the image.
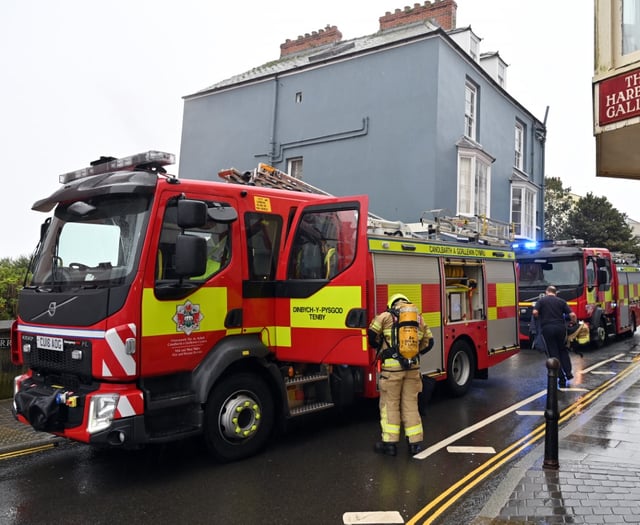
[598,68,640,126]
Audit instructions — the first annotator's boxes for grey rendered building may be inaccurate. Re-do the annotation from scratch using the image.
[179,0,545,241]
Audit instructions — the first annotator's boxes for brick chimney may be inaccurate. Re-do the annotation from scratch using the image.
[280,25,343,58]
[379,0,457,31]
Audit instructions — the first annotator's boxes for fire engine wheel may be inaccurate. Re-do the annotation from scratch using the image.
[445,340,475,397]
[593,319,607,349]
[204,373,274,462]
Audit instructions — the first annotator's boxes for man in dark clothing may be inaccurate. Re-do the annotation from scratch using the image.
[532,285,577,387]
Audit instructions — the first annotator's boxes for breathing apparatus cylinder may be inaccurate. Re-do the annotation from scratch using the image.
[397,303,419,359]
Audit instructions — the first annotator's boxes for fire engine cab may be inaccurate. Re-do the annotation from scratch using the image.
[12,151,519,461]
[515,239,640,347]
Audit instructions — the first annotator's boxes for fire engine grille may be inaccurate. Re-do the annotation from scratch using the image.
[22,335,92,377]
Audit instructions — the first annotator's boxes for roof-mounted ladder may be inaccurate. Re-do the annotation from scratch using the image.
[411,209,514,245]
[218,163,415,237]
[218,164,513,245]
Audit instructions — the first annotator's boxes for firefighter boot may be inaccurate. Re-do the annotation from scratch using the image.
[408,441,425,456]
[374,441,397,456]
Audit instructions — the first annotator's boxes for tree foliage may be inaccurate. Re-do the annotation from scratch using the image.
[543,177,574,240]
[0,256,30,320]
[564,193,640,255]
[543,179,640,259]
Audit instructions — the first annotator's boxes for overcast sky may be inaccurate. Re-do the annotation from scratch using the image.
[1,1,630,259]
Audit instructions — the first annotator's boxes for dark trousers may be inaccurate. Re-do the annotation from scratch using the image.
[542,323,573,381]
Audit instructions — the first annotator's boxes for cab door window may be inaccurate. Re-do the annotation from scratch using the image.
[156,199,232,282]
[288,207,358,280]
[245,213,282,281]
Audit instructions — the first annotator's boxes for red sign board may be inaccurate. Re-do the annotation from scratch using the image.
[598,68,640,126]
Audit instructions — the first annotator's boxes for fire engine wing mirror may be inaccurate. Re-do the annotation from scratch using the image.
[40,218,51,241]
[207,204,237,224]
[597,269,610,291]
[175,234,207,277]
[177,200,207,229]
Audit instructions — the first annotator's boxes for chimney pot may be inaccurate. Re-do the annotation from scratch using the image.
[280,25,343,57]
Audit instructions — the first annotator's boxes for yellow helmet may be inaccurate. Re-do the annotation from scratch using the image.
[387,293,409,309]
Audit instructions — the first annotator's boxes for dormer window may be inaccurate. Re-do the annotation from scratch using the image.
[470,34,480,62]
[498,61,506,87]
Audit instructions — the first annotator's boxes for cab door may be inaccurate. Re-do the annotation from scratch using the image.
[140,191,243,376]
[274,196,371,366]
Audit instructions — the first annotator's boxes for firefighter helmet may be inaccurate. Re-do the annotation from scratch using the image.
[387,293,409,309]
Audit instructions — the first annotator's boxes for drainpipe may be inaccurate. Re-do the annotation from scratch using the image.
[535,106,549,240]
[269,75,280,165]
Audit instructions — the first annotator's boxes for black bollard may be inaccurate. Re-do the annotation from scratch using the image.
[543,357,560,470]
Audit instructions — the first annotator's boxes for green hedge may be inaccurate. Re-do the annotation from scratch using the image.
[1,349,24,399]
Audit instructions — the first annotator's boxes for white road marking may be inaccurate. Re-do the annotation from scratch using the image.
[341,352,627,521]
[590,370,616,375]
[446,446,495,454]
[343,511,404,524]
[413,390,546,460]
[516,410,544,416]
[582,353,625,373]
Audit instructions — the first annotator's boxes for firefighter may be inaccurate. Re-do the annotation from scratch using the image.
[532,285,577,388]
[192,225,230,279]
[368,293,434,456]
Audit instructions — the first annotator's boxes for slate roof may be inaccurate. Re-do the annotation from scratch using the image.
[185,20,443,98]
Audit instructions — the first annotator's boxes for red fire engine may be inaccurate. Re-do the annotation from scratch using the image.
[12,151,519,461]
[515,240,640,347]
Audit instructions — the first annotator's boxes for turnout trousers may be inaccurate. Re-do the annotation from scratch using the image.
[378,367,423,444]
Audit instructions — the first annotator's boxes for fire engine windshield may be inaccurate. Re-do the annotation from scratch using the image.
[28,194,151,289]
[519,258,583,288]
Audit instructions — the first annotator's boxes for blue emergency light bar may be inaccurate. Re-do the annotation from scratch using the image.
[59,151,175,184]
[511,240,539,251]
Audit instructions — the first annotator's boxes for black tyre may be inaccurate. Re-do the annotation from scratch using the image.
[445,339,475,397]
[592,318,607,349]
[204,373,274,462]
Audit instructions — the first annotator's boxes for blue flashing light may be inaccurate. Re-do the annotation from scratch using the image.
[512,240,539,251]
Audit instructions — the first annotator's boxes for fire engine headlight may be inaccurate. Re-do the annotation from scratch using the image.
[87,394,119,434]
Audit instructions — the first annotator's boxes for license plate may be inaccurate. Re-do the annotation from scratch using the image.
[37,335,64,351]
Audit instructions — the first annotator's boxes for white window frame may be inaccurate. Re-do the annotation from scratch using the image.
[514,121,525,171]
[457,149,492,217]
[623,0,640,55]
[287,157,303,179]
[510,182,537,240]
[464,81,477,141]
[607,0,640,67]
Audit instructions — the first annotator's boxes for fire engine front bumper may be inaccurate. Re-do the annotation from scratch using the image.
[13,380,148,447]
[14,384,70,433]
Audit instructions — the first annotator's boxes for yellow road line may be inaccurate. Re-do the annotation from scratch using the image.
[0,443,57,461]
[408,360,640,524]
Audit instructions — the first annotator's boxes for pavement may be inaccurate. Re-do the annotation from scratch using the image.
[2,363,640,524]
[0,397,63,455]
